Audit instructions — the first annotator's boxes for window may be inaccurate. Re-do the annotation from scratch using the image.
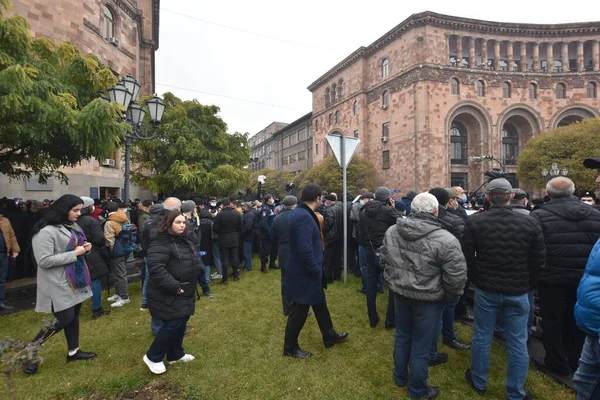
[556,83,566,99]
[528,83,537,100]
[383,150,390,169]
[289,153,297,163]
[325,89,330,108]
[504,173,518,188]
[328,113,333,125]
[289,133,297,146]
[335,110,340,124]
[282,135,289,148]
[103,5,115,39]
[587,82,597,98]
[381,90,389,108]
[315,143,319,155]
[554,60,563,73]
[331,84,337,103]
[307,147,312,160]
[382,58,389,78]
[451,78,460,95]
[450,122,467,164]
[338,79,345,98]
[450,173,468,190]
[298,151,306,161]
[502,82,511,98]
[353,100,359,116]
[476,80,485,97]
[502,123,519,165]
[314,120,319,131]
[298,128,306,142]
[282,156,289,165]
[353,130,359,138]
[382,122,390,138]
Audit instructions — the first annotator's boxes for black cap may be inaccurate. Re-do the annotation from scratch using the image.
[580,190,597,200]
[324,194,336,202]
[584,158,600,169]
[429,187,450,207]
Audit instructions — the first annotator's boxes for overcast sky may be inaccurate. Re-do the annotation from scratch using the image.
[155,0,600,136]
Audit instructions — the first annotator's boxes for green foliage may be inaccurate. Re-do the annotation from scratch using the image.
[249,168,295,199]
[0,3,125,183]
[294,155,378,194]
[517,118,600,190]
[131,93,250,197]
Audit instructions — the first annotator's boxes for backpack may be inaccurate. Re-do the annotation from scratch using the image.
[111,222,137,258]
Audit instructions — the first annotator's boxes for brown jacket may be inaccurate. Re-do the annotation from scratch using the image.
[0,216,20,255]
[104,210,128,250]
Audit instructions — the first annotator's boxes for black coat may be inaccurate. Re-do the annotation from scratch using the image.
[77,212,109,280]
[213,208,242,248]
[438,207,465,240]
[198,210,214,265]
[447,205,468,221]
[242,210,255,242]
[323,201,344,244]
[358,200,400,249]
[461,205,546,295]
[146,233,200,321]
[531,196,600,285]
[270,208,293,270]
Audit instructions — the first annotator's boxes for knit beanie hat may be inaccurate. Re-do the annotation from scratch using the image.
[375,186,392,202]
[181,200,196,213]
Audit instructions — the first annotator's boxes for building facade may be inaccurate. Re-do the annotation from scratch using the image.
[1,0,159,200]
[249,113,313,174]
[308,11,600,192]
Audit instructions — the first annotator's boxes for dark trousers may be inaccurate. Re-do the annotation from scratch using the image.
[260,238,277,267]
[538,282,586,374]
[0,252,8,303]
[32,302,82,350]
[281,267,292,316]
[348,237,359,275]
[324,240,342,282]
[146,316,189,362]
[219,245,240,282]
[366,247,395,325]
[284,299,336,350]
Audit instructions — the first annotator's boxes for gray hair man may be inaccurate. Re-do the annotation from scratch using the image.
[382,192,467,399]
[462,178,545,399]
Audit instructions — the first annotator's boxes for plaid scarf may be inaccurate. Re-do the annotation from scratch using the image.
[62,222,92,291]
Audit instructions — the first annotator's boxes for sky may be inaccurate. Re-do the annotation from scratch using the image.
[155,0,600,136]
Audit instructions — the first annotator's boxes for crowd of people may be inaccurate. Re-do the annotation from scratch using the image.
[3,159,600,399]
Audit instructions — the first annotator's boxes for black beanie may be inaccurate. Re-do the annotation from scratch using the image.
[429,187,449,207]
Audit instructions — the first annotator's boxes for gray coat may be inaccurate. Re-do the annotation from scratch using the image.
[382,213,467,303]
[33,224,92,313]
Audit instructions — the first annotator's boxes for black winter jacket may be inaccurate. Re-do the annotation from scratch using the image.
[461,205,546,295]
[198,210,214,265]
[146,233,200,321]
[323,201,344,244]
[359,200,400,249]
[140,207,166,256]
[213,207,242,248]
[242,210,255,242]
[447,205,468,221]
[77,211,109,280]
[438,207,465,240]
[531,196,600,285]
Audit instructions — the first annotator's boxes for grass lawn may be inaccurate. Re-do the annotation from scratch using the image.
[1,257,575,400]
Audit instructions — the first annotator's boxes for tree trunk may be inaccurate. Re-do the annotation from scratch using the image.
[4,371,17,400]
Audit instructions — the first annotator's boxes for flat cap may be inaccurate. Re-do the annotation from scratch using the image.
[282,196,298,207]
[486,178,512,194]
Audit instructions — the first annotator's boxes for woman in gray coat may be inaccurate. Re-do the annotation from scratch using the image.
[22,195,97,374]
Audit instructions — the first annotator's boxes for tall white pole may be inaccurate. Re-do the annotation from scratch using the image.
[341,135,348,284]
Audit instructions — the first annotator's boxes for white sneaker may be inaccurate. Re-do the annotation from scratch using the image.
[211,274,222,279]
[143,354,166,374]
[168,354,195,364]
[107,294,121,302]
[110,298,131,308]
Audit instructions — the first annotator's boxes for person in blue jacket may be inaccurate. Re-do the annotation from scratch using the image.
[282,183,348,359]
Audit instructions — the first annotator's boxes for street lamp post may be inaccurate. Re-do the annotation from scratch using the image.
[103,74,166,202]
[541,162,568,181]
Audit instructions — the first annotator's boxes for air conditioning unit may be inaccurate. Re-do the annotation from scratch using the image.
[380,104,389,110]
[381,136,388,143]
[109,37,120,46]
[102,159,116,167]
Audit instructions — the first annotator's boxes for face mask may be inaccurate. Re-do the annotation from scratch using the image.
[458,194,467,204]
[359,200,365,206]
[210,202,216,207]
[582,200,594,205]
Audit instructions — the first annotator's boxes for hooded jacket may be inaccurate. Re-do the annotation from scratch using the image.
[104,210,128,250]
[531,196,600,285]
[77,208,109,280]
[382,213,467,302]
[575,240,600,336]
[323,201,344,244]
[358,200,400,250]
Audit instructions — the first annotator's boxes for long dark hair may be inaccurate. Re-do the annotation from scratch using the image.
[156,210,184,235]
[32,194,83,236]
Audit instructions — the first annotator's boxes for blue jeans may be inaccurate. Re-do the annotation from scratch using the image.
[243,241,253,271]
[495,291,534,339]
[91,279,102,310]
[471,288,530,400]
[0,252,8,303]
[198,266,211,295]
[212,243,222,274]
[146,316,189,362]
[359,245,383,292]
[574,335,600,400]
[142,258,149,305]
[430,300,458,359]
[393,293,442,398]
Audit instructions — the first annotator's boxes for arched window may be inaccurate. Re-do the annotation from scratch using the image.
[381,90,389,108]
[328,113,333,125]
[353,100,359,116]
[587,82,597,98]
[382,58,389,78]
[338,79,345,98]
[502,82,511,98]
[556,83,566,99]
[450,122,468,165]
[103,5,115,39]
[335,110,340,124]
[502,124,519,165]
[528,83,537,100]
[331,84,337,103]
[325,88,331,108]
[451,78,460,95]
[476,80,485,97]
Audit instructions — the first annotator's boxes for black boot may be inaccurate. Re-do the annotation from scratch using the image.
[92,307,110,320]
[261,265,268,273]
[283,347,312,359]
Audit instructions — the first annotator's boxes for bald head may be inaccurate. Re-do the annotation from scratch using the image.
[163,197,182,212]
[546,177,575,199]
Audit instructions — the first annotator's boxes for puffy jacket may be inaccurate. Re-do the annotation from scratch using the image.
[359,200,400,249]
[140,206,166,256]
[146,233,200,321]
[531,196,600,285]
[323,201,344,244]
[575,238,600,336]
[77,210,109,280]
[437,207,465,240]
[382,213,467,302]
[447,205,468,221]
[242,210,255,242]
[213,207,242,248]
[462,205,546,295]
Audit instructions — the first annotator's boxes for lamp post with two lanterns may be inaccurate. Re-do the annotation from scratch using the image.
[541,163,569,182]
[101,74,166,203]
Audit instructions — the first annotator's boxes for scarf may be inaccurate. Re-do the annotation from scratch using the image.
[62,222,92,292]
